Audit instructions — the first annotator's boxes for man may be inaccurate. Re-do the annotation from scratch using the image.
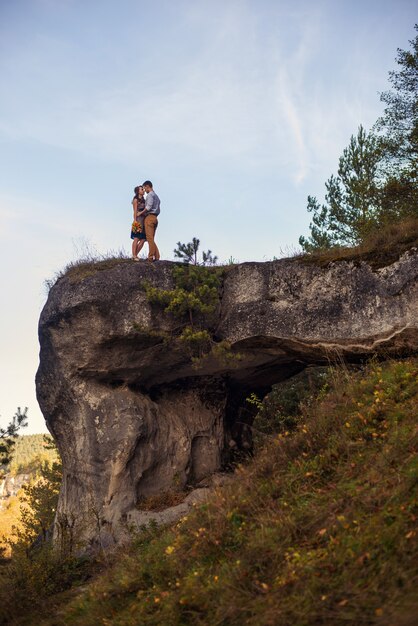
[142,180,161,261]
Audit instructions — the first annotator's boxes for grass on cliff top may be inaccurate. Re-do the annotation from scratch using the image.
[296,217,418,269]
[45,249,132,290]
[29,357,418,626]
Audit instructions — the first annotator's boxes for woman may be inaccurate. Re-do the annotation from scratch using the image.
[131,185,146,260]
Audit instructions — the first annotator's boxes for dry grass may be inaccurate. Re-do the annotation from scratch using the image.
[295,217,418,268]
[45,248,132,292]
[64,255,132,283]
[137,491,189,512]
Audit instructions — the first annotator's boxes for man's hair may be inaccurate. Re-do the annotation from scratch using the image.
[142,180,153,188]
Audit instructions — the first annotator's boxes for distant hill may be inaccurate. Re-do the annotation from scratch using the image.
[8,434,58,475]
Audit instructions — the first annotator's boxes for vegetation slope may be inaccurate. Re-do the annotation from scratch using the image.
[2,358,416,626]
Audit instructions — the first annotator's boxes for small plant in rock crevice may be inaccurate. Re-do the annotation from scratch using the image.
[144,263,239,366]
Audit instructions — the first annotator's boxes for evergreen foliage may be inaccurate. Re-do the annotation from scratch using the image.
[300,28,418,252]
[174,237,218,266]
[8,434,58,475]
[375,24,418,172]
[146,263,221,330]
[9,458,62,551]
[375,25,418,225]
[299,126,381,250]
[0,434,60,559]
[0,407,28,474]
[144,250,236,364]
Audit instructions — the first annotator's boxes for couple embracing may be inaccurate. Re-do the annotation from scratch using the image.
[131,180,161,262]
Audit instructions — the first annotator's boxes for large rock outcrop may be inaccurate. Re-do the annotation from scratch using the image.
[36,251,418,547]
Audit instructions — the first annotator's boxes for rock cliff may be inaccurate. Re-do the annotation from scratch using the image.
[0,473,31,510]
[36,251,418,547]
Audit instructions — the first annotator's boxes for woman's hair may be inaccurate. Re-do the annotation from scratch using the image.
[134,186,140,195]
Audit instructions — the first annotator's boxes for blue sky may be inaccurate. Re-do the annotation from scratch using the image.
[0,0,416,434]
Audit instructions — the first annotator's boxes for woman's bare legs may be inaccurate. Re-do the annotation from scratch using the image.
[137,239,146,256]
[132,238,146,259]
[132,238,143,258]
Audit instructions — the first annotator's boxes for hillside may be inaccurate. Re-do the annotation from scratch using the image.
[2,357,417,625]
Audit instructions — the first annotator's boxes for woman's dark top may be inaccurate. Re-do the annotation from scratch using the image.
[131,194,146,240]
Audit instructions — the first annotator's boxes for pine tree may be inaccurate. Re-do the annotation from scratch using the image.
[299,28,418,252]
[174,237,218,266]
[374,25,418,222]
[11,459,62,551]
[375,24,418,172]
[299,126,381,251]
[0,408,28,475]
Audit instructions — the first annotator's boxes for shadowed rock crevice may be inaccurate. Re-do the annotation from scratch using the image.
[36,252,418,546]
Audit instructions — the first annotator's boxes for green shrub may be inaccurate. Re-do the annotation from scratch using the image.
[248,367,330,443]
[144,264,239,366]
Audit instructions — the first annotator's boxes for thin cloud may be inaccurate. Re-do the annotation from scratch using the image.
[275,66,309,184]
[0,2,327,178]
[0,1,400,186]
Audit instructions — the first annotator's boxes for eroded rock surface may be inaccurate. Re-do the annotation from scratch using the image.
[36,251,418,546]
